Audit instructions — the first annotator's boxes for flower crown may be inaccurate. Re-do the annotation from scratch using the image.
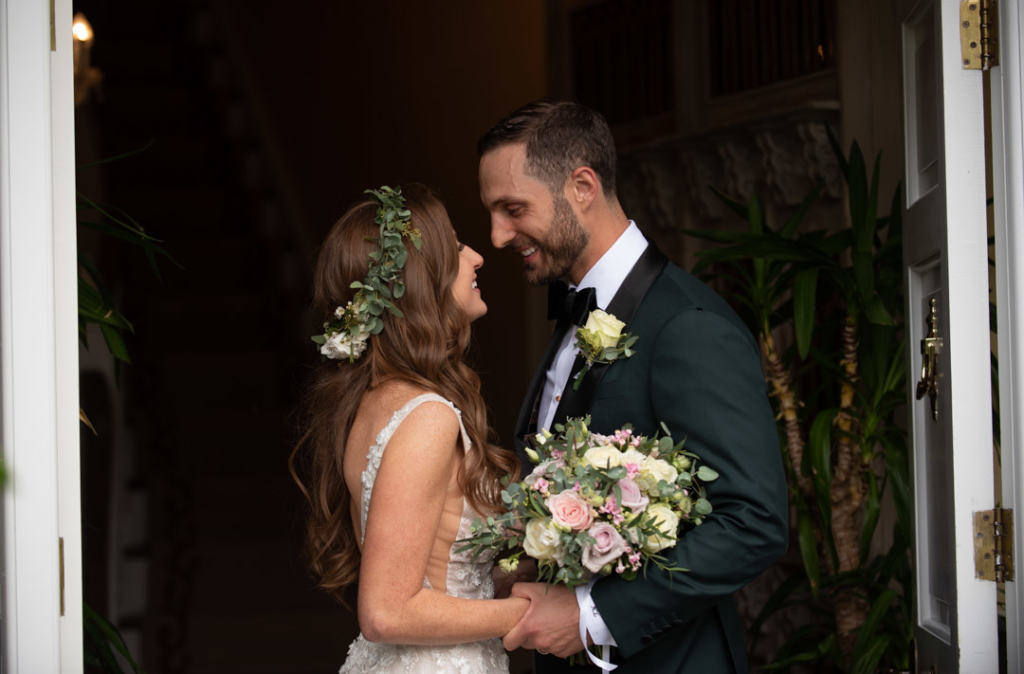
[312,186,422,361]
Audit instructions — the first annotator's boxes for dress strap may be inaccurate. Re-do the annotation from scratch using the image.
[385,393,471,452]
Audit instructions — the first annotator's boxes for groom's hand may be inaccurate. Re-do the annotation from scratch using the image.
[503,582,584,657]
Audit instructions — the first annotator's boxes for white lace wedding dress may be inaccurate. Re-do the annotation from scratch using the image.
[339,393,510,674]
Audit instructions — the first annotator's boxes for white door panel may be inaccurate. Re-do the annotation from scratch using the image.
[900,0,997,671]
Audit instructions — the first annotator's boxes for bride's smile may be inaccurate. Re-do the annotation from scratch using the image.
[455,241,487,321]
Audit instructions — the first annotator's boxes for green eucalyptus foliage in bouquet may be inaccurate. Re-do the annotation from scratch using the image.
[458,417,717,587]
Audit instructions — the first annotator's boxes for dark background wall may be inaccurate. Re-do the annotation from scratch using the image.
[219,0,550,443]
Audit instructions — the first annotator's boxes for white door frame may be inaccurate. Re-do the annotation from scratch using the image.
[0,0,83,671]
[990,1,1024,671]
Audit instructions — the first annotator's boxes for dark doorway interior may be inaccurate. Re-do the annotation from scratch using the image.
[76,2,351,672]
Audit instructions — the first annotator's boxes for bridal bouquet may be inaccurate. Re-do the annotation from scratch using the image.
[458,417,718,588]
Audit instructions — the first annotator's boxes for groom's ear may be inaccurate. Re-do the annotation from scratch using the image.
[567,166,600,212]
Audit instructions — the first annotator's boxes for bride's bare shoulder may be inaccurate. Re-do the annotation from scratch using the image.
[362,381,433,417]
[344,384,458,482]
[345,382,451,476]
[351,381,455,441]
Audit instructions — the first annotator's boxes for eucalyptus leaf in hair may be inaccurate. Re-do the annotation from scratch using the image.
[315,186,422,361]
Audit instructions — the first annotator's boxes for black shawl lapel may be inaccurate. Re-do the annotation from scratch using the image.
[551,243,669,424]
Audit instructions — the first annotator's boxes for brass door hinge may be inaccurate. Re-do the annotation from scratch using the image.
[974,508,1014,582]
[59,537,65,616]
[961,0,999,70]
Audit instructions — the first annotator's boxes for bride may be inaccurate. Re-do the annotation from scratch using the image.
[291,185,527,673]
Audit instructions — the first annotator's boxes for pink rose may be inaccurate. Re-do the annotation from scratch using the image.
[617,478,650,512]
[547,490,593,532]
[582,522,628,573]
[532,459,564,477]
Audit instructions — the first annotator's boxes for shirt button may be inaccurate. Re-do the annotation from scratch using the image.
[556,395,562,402]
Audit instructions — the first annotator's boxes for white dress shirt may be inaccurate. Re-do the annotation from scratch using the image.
[537,222,649,433]
[537,221,648,656]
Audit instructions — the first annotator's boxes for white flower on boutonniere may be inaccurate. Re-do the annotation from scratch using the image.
[572,309,638,391]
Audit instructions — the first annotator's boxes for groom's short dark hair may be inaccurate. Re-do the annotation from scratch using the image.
[478,99,617,199]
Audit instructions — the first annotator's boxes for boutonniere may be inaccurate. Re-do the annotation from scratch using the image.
[572,309,638,391]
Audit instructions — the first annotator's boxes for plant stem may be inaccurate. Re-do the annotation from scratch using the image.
[834,316,859,487]
[831,314,869,661]
[761,331,812,498]
[831,498,869,660]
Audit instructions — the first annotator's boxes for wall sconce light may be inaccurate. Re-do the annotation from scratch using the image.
[72,12,102,106]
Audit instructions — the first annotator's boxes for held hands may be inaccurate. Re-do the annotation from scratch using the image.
[503,582,586,657]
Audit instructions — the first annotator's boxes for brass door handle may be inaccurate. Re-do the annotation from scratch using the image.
[916,297,941,420]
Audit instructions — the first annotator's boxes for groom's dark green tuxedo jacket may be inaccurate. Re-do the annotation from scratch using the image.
[514,245,789,674]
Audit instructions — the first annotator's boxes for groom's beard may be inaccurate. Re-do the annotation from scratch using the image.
[524,195,589,286]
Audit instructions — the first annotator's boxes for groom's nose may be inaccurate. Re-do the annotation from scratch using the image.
[489,215,515,249]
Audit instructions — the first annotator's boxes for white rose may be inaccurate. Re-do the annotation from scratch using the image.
[643,503,681,553]
[583,445,625,470]
[642,457,678,487]
[581,310,626,349]
[320,328,369,360]
[523,519,564,562]
[621,448,647,467]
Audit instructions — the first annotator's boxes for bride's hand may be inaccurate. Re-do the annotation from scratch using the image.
[493,558,538,599]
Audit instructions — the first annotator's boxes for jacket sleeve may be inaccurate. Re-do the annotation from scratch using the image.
[590,307,789,658]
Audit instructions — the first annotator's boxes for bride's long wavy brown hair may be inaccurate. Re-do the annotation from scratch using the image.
[290,185,517,605]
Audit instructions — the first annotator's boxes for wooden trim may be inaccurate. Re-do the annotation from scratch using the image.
[700,70,839,132]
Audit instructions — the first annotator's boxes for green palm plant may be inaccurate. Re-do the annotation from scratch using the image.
[77,145,178,372]
[686,132,912,672]
[78,146,177,674]
[84,603,145,673]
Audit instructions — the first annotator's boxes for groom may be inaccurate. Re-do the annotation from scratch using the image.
[477,99,789,673]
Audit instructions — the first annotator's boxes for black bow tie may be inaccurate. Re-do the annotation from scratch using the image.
[548,283,597,326]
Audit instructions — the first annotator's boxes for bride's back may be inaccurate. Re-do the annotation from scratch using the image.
[343,381,428,532]
[343,380,469,593]
[343,381,422,488]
